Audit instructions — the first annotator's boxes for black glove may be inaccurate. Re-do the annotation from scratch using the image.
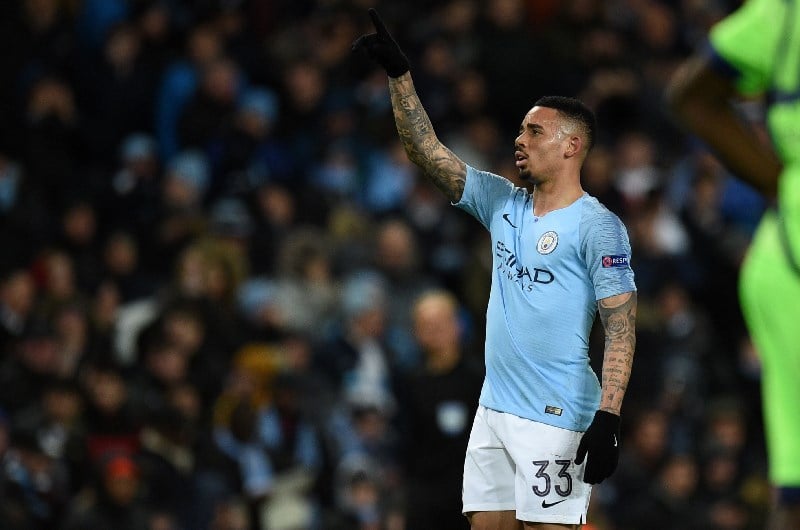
[575,410,621,484]
[352,8,410,78]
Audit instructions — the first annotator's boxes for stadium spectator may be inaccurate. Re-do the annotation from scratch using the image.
[395,289,482,530]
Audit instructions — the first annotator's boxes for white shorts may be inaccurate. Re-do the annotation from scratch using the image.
[462,406,591,524]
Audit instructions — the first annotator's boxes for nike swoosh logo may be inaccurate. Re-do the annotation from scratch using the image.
[541,499,567,509]
[502,213,517,228]
[613,435,618,447]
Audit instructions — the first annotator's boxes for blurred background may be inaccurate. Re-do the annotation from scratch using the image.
[0,0,771,529]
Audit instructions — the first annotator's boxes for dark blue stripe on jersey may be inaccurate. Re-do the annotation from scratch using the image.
[703,41,739,80]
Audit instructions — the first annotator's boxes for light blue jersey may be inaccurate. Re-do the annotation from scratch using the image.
[455,166,636,431]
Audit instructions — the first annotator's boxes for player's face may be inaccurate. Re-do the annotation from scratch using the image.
[514,106,569,184]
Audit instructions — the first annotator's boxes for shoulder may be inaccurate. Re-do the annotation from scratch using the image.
[460,165,528,208]
[579,194,623,225]
[467,166,522,192]
[578,195,629,242]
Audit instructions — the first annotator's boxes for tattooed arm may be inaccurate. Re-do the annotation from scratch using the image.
[388,73,467,203]
[597,291,637,415]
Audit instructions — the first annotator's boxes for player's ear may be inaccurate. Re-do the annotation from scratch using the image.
[565,135,582,159]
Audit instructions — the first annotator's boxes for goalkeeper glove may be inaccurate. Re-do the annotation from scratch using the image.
[575,410,621,484]
[352,8,410,78]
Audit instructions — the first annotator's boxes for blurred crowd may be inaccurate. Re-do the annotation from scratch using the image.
[0,0,774,529]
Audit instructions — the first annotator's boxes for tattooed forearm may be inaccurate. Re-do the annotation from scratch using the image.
[597,291,637,415]
[389,73,466,202]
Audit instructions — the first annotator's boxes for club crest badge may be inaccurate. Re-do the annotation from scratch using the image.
[537,231,558,254]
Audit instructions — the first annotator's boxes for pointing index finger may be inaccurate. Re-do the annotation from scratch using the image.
[368,8,390,36]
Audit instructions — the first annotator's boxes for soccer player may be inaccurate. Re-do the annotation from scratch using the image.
[667,1,800,527]
[353,10,637,529]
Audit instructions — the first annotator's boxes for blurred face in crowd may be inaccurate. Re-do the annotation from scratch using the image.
[205,260,236,303]
[63,203,97,247]
[284,62,325,112]
[354,408,388,444]
[148,512,178,530]
[147,345,188,385]
[138,3,170,43]
[27,78,75,123]
[413,292,461,356]
[486,0,525,29]
[202,59,239,105]
[54,304,88,349]
[442,0,478,35]
[257,184,294,226]
[708,413,746,452]
[376,220,417,275]
[24,0,59,28]
[659,455,698,500]
[86,369,127,414]
[169,383,201,423]
[44,251,76,300]
[1,270,35,317]
[631,409,668,462]
[105,24,141,72]
[454,70,488,116]
[104,233,139,276]
[43,386,83,425]
[237,108,270,138]
[93,281,121,329]
[349,303,386,341]
[20,332,59,375]
[421,39,455,78]
[164,310,204,353]
[210,500,250,530]
[163,173,200,207]
[176,247,206,296]
[187,25,222,66]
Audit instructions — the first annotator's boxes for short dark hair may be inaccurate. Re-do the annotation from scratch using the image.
[534,96,597,152]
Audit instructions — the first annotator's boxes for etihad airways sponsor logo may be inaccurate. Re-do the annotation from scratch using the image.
[495,241,554,292]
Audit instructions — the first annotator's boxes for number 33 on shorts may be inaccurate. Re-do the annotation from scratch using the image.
[531,459,573,499]
[463,407,592,524]
[521,454,591,521]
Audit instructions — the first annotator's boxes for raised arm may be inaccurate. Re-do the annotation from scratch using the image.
[666,56,782,198]
[388,74,466,202]
[353,9,466,203]
[597,290,637,415]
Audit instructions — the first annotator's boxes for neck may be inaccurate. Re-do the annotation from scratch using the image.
[531,177,584,217]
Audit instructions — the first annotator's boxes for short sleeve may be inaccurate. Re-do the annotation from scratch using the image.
[580,210,636,301]
[454,165,518,229]
[708,0,783,95]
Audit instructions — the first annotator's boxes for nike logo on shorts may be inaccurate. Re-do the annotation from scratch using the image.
[541,499,567,509]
